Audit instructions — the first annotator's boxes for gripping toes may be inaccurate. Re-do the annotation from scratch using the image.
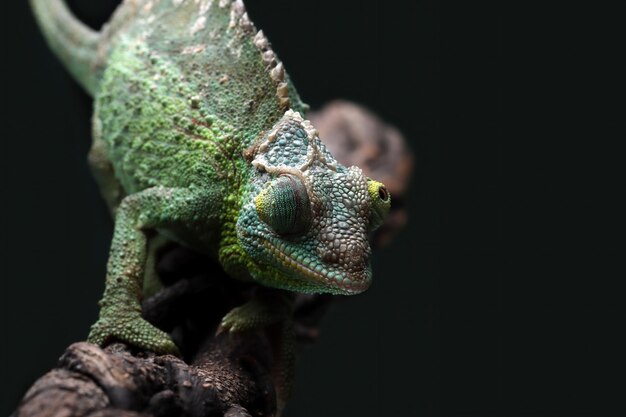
[218,300,282,334]
[88,312,179,356]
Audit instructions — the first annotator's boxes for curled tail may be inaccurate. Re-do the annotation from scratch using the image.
[30,0,102,95]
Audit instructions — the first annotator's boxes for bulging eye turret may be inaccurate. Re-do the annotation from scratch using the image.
[256,174,312,235]
[367,179,391,230]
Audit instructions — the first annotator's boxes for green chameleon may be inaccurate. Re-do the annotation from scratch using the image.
[31,0,390,357]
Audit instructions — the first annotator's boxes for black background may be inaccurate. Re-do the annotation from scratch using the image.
[2,1,625,416]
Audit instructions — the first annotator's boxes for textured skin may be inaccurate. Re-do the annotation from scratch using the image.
[31,0,390,357]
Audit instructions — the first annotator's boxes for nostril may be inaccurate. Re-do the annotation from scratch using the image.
[349,249,363,265]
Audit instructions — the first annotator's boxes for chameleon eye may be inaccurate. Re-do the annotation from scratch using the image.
[367,179,391,230]
[378,185,390,202]
[256,174,312,235]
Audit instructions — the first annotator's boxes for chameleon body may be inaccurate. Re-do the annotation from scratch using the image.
[31,0,390,358]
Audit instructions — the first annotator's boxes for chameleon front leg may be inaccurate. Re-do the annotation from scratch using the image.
[88,186,218,355]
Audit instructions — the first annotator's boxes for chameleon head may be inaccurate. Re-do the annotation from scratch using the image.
[236,111,391,295]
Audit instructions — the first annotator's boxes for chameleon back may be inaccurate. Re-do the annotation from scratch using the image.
[94,0,307,194]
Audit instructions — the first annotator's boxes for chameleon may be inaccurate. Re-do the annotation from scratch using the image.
[30,0,390,359]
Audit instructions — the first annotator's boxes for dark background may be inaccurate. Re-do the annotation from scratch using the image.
[2,1,624,416]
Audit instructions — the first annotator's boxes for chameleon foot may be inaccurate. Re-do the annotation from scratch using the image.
[218,299,285,334]
[88,311,179,356]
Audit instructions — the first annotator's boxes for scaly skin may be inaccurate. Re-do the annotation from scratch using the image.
[31,0,390,362]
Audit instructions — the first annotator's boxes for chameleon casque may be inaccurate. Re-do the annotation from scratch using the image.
[31,0,390,364]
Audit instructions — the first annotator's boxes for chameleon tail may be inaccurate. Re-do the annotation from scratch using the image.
[30,0,101,96]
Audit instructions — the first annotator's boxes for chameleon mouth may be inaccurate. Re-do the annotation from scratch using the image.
[261,237,371,295]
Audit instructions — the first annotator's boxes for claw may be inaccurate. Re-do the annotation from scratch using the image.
[216,313,243,336]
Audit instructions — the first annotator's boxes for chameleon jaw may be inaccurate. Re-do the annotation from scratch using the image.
[260,236,371,295]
